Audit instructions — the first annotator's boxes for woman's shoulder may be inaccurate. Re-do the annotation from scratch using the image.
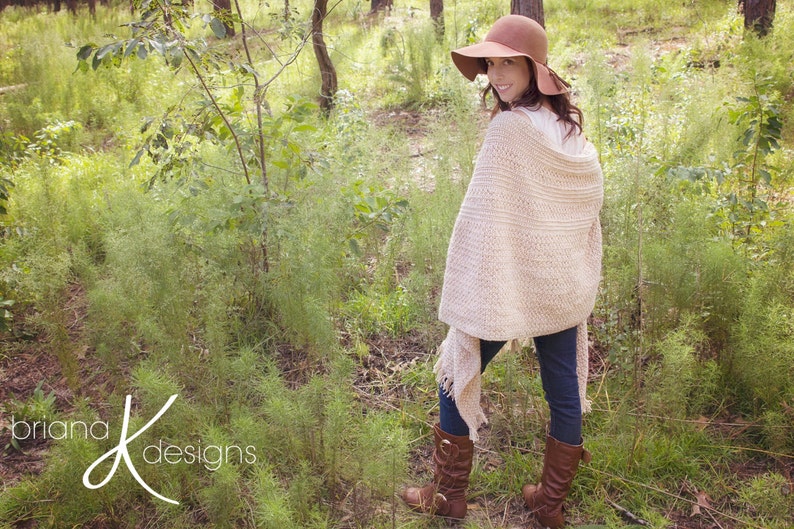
[486,109,553,150]
[489,109,526,127]
[486,110,538,140]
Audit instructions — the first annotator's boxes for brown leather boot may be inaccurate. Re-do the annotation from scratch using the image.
[522,435,591,528]
[401,423,474,519]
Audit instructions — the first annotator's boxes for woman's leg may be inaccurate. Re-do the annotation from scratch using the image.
[532,326,581,445]
[438,339,505,436]
[524,326,588,529]
[403,339,505,518]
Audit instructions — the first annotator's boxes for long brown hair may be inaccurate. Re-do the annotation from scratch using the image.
[478,57,583,139]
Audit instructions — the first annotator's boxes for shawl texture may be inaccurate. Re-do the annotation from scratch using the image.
[435,110,603,440]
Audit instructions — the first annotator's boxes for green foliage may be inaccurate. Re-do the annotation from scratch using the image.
[0,174,14,215]
[22,120,83,162]
[0,8,169,145]
[730,283,794,452]
[3,380,57,424]
[645,319,721,418]
[344,179,409,256]
[249,465,304,529]
[0,294,13,333]
[380,20,443,107]
[717,77,784,250]
[198,464,245,527]
[253,357,409,527]
[737,472,794,528]
[0,1,793,528]
[2,380,58,451]
[341,284,417,338]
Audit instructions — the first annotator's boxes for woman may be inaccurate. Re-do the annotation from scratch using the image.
[401,14,603,529]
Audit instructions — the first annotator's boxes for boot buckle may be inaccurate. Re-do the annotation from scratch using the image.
[439,438,458,457]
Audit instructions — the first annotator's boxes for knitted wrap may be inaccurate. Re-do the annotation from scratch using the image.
[435,110,604,441]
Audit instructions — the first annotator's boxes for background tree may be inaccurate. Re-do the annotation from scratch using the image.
[213,0,235,37]
[739,0,776,36]
[430,0,444,39]
[312,0,337,114]
[511,0,544,27]
[370,0,392,13]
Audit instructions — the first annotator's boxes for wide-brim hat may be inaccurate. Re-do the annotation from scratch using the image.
[451,14,570,96]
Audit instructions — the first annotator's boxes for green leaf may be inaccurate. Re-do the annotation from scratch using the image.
[210,18,227,39]
[348,238,361,256]
[169,48,184,68]
[149,38,166,56]
[239,63,259,79]
[130,148,146,167]
[95,42,121,60]
[185,46,201,63]
[76,44,95,61]
[124,39,140,58]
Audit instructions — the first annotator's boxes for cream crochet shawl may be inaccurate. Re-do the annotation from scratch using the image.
[435,109,603,441]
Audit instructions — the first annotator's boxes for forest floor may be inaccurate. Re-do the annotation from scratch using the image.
[2,264,792,529]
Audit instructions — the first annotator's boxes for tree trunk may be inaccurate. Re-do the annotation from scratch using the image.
[430,0,444,40]
[740,0,776,37]
[312,0,337,114]
[213,0,235,37]
[511,0,544,27]
[370,0,392,13]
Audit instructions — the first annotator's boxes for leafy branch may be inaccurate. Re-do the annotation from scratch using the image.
[664,76,782,254]
[74,0,327,273]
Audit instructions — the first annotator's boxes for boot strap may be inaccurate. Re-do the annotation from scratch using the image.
[438,438,459,458]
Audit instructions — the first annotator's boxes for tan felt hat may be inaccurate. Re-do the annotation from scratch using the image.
[451,15,570,95]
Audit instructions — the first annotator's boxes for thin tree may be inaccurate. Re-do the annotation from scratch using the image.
[312,0,337,114]
[511,0,544,27]
[430,0,444,40]
[370,0,392,13]
[739,0,776,37]
[213,0,235,37]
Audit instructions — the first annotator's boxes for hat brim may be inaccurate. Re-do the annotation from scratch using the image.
[451,42,568,96]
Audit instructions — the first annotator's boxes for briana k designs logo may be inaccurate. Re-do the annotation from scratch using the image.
[82,394,180,505]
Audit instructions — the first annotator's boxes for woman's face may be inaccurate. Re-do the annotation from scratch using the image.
[485,56,532,103]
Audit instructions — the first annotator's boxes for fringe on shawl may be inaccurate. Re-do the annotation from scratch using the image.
[434,328,487,441]
[434,322,592,442]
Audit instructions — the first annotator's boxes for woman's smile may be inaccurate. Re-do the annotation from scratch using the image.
[486,56,532,103]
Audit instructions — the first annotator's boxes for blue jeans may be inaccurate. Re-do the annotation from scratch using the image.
[438,326,582,445]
